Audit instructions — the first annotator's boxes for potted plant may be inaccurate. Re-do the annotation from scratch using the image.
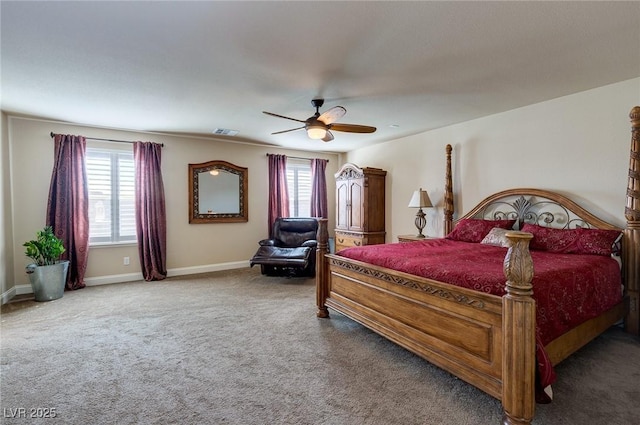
[24,226,69,301]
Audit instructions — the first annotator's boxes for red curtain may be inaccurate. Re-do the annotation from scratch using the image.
[133,142,167,281]
[267,154,289,238]
[310,158,328,218]
[46,134,89,290]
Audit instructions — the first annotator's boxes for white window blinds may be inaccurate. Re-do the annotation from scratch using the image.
[86,148,136,244]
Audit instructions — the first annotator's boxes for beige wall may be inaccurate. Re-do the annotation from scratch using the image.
[345,78,640,241]
[5,117,339,294]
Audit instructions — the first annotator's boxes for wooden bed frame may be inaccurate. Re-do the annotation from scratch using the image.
[315,106,640,425]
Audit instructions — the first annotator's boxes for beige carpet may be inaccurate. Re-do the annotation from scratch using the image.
[1,267,638,425]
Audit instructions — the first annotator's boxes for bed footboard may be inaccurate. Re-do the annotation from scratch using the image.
[315,219,537,425]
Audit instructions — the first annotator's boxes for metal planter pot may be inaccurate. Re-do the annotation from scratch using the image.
[26,261,69,302]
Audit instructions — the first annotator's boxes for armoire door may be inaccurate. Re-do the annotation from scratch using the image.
[348,178,364,231]
[336,180,349,230]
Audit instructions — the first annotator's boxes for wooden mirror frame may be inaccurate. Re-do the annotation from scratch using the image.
[188,160,248,223]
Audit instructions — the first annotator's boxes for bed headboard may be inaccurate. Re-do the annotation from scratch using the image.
[458,188,621,232]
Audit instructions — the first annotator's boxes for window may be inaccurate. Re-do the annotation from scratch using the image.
[86,148,136,244]
[286,158,312,217]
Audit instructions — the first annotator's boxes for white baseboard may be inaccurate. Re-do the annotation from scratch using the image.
[0,283,33,304]
[1,260,250,303]
[1,286,18,304]
[166,260,249,278]
[84,272,144,286]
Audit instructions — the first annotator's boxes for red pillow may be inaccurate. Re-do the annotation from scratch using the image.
[446,219,516,243]
[520,223,621,256]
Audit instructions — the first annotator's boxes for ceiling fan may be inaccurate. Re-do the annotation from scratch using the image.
[263,98,376,142]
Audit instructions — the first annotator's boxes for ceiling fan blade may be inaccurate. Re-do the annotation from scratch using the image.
[321,131,334,142]
[263,111,306,123]
[318,106,346,125]
[271,126,305,135]
[330,123,377,133]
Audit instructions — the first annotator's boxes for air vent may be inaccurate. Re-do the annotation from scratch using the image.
[212,128,239,136]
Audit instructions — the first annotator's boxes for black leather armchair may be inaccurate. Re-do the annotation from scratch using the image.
[250,218,318,277]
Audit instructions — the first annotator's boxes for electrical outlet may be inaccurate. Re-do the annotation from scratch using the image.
[123,256,130,266]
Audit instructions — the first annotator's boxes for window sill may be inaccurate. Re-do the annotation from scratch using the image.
[90,241,138,248]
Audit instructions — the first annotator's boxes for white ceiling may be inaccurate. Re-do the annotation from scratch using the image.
[2,1,640,153]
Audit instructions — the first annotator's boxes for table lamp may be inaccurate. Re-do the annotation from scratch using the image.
[408,188,433,238]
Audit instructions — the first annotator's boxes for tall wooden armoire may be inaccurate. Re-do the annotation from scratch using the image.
[334,163,387,252]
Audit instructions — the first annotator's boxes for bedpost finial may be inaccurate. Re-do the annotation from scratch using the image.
[631,106,640,127]
[444,144,454,235]
[503,231,534,295]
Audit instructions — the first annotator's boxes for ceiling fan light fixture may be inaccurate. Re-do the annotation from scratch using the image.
[264,98,375,142]
[306,124,327,140]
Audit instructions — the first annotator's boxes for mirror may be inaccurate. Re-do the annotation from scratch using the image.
[189,160,248,223]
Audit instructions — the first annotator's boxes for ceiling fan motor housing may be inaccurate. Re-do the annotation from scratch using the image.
[306,117,328,128]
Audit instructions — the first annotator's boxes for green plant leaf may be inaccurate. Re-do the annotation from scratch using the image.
[23,226,66,266]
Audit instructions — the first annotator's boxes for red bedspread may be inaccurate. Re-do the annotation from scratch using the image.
[336,238,623,399]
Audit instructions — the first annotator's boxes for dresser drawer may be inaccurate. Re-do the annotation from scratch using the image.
[334,231,385,252]
[335,234,364,252]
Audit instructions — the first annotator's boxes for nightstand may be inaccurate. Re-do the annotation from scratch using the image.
[397,235,435,242]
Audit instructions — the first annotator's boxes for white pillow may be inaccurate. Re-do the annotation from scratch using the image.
[480,227,511,247]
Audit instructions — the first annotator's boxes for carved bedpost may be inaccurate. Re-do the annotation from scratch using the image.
[316,218,330,318]
[444,144,454,235]
[502,231,535,425]
[624,106,640,336]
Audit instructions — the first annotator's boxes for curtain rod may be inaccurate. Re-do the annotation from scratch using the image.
[266,153,328,162]
[50,132,164,147]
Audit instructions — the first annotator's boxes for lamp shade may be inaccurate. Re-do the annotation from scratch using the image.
[408,188,433,208]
